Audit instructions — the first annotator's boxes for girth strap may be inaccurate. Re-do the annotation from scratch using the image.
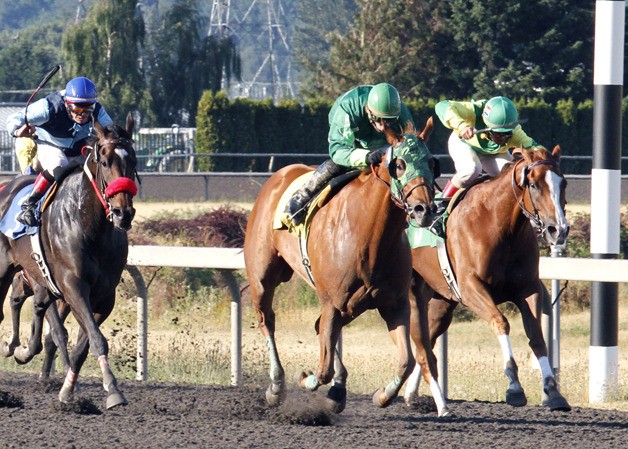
[29,233,62,298]
[436,240,462,302]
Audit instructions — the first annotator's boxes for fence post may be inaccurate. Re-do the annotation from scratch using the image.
[219,269,242,387]
[125,265,148,381]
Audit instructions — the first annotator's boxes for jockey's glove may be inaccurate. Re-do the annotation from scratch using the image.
[366,150,384,166]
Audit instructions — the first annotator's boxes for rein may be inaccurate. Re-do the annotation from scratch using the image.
[511,158,560,238]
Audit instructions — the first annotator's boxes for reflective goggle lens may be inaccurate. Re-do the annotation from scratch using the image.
[67,102,95,115]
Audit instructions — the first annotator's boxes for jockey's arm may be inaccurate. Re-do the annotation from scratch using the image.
[6,98,51,137]
[328,108,369,168]
[442,101,477,136]
[510,126,538,148]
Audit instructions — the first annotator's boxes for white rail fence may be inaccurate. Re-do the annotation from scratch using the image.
[126,246,627,395]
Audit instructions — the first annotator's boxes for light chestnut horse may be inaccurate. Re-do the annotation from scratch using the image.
[405,146,571,411]
[244,118,448,414]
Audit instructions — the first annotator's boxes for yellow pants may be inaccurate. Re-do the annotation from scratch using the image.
[15,138,37,173]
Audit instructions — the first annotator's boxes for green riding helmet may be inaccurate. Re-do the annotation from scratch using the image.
[367,83,401,119]
[482,96,519,132]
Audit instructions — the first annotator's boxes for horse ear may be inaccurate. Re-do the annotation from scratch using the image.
[418,116,433,142]
[126,112,135,135]
[552,145,561,162]
[512,147,524,160]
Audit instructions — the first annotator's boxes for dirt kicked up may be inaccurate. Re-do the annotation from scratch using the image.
[0,371,626,449]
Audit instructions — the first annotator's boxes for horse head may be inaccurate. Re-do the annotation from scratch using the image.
[381,117,436,227]
[512,145,569,246]
[90,112,138,230]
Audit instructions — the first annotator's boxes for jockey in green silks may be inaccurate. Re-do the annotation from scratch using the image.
[284,83,415,226]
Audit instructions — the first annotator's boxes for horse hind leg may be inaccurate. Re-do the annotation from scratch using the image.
[13,285,50,364]
[0,273,30,357]
[40,300,71,379]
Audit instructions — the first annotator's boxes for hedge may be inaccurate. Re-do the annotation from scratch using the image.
[196,90,627,174]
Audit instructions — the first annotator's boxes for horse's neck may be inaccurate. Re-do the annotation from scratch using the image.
[52,171,110,234]
[359,171,406,235]
[481,168,529,232]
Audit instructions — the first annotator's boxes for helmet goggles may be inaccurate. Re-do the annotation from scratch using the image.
[67,102,95,115]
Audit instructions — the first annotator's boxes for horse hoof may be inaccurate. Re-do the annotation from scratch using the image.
[265,384,286,407]
[372,388,392,408]
[325,385,347,414]
[0,341,15,357]
[106,392,128,409]
[544,395,572,412]
[13,347,35,365]
[506,389,527,407]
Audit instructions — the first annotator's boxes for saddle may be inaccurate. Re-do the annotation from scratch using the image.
[273,169,361,285]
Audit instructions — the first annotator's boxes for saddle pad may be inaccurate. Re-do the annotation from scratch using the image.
[0,184,39,239]
[273,172,334,234]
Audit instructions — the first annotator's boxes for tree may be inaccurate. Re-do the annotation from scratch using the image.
[61,0,148,123]
[299,0,451,101]
[144,0,240,126]
[446,0,594,103]
[0,24,64,102]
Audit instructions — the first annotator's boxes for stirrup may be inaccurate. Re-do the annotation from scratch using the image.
[288,207,307,226]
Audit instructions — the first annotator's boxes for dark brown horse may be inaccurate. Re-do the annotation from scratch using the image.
[405,146,571,411]
[244,118,449,415]
[0,114,138,409]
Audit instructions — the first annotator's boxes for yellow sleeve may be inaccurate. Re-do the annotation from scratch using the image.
[442,101,478,135]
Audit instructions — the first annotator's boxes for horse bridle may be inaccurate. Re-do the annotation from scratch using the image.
[84,137,138,221]
[371,163,434,216]
[511,158,562,238]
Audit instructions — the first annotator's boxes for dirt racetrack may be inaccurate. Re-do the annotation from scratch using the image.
[0,371,626,448]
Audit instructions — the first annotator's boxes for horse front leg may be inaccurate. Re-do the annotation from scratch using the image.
[405,276,450,416]
[372,296,415,408]
[520,285,571,411]
[13,284,51,364]
[60,294,126,410]
[298,307,347,413]
[0,273,30,357]
[461,281,528,407]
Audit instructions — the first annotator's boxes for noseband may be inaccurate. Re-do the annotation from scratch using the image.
[511,158,562,239]
[83,138,138,221]
[371,164,434,216]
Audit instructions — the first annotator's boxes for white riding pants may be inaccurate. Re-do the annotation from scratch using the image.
[448,132,513,187]
[36,143,70,173]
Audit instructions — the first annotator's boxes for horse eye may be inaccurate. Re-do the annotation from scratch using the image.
[396,159,407,176]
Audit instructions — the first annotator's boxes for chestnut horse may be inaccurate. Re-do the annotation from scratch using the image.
[0,114,138,409]
[405,146,571,411]
[244,119,448,415]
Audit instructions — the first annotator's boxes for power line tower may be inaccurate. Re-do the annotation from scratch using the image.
[75,0,87,22]
[209,0,297,101]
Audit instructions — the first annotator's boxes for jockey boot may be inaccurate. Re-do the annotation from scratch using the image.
[434,180,460,216]
[429,180,460,237]
[285,159,344,226]
[16,171,53,227]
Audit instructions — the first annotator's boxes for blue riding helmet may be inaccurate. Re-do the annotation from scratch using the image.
[65,77,97,104]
